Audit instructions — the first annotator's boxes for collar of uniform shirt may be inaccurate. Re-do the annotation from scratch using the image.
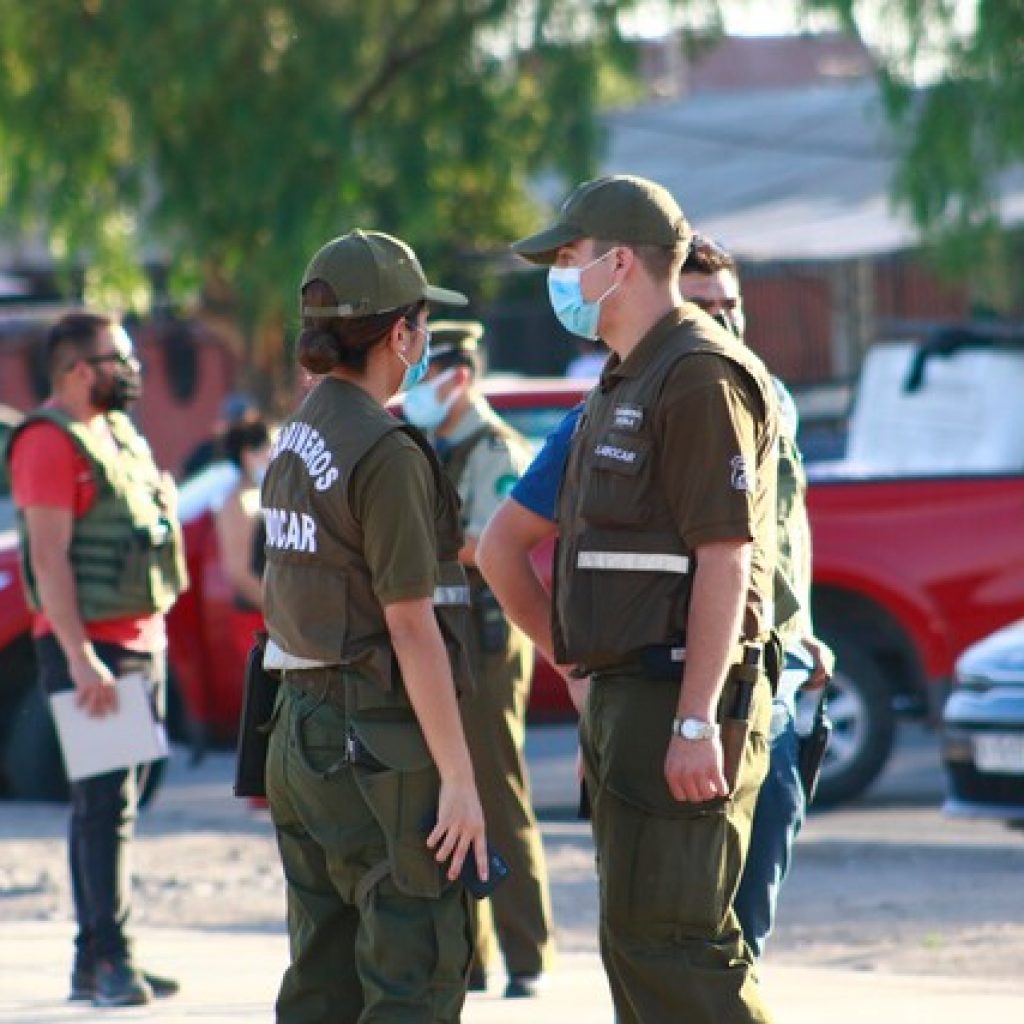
[600,306,690,387]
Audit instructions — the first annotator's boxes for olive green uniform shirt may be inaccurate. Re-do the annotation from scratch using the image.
[353,431,439,604]
[439,394,531,539]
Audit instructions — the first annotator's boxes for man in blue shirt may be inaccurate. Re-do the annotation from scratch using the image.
[478,237,833,959]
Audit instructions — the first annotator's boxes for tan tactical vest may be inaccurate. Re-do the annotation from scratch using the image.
[9,408,187,621]
[553,309,778,669]
[261,376,472,696]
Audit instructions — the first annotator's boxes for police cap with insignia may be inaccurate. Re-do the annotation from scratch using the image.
[511,174,691,266]
[428,320,486,374]
[301,230,468,317]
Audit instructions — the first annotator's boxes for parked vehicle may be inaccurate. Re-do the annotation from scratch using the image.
[942,620,1024,824]
[804,327,1024,805]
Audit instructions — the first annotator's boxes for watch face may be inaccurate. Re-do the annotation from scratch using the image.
[682,718,711,740]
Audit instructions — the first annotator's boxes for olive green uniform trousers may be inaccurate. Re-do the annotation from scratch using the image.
[580,664,775,1024]
[459,613,554,978]
[267,679,472,1024]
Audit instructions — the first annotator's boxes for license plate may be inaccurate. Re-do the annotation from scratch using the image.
[973,733,1024,774]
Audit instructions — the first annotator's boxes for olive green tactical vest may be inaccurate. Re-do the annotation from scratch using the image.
[261,376,472,695]
[438,409,529,593]
[772,430,810,645]
[553,309,778,669]
[10,408,187,621]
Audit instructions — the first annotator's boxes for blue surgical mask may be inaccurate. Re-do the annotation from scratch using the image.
[403,369,458,431]
[399,326,431,391]
[547,251,618,340]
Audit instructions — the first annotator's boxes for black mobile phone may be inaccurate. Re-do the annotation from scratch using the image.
[421,813,511,899]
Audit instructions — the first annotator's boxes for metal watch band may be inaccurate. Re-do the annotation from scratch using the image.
[671,717,720,741]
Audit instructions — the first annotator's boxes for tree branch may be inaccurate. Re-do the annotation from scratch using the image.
[346,0,509,123]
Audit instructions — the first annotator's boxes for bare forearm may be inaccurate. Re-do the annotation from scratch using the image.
[676,541,751,721]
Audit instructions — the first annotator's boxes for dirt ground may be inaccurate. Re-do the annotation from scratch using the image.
[2,728,1024,983]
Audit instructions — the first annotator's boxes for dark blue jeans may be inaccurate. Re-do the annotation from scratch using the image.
[732,699,805,959]
[36,634,165,966]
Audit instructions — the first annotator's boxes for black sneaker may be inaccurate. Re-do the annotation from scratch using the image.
[71,963,179,1002]
[91,959,154,1007]
[504,973,543,999]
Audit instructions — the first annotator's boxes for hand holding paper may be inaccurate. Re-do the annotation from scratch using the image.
[49,672,168,781]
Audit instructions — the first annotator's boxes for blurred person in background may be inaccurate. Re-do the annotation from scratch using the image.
[181,390,260,480]
[680,235,834,958]
[6,312,186,1008]
[402,321,555,998]
[214,418,272,612]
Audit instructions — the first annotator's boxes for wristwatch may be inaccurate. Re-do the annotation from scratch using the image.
[671,717,720,741]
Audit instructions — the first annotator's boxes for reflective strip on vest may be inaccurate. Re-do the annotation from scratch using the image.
[577,551,690,574]
[433,585,471,607]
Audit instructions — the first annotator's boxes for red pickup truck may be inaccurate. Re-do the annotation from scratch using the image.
[3,334,1023,807]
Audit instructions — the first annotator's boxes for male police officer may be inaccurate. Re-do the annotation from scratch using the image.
[506,175,779,1024]
[402,322,555,997]
[680,236,834,957]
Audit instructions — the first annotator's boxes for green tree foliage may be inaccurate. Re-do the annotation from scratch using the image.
[806,0,1024,301]
[0,0,697,331]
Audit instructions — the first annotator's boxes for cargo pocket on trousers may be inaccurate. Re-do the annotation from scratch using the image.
[353,756,444,900]
[597,785,735,943]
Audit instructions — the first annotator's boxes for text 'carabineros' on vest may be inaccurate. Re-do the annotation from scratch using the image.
[272,420,340,491]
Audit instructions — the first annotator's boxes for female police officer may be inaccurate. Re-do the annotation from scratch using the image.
[261,230,488,1023]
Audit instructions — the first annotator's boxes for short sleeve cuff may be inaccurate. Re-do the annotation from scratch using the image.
[683,519,754,549]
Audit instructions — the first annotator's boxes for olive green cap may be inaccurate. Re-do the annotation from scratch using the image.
[512,174,691,265]
[301,230,468,317]
[428,319,484,361]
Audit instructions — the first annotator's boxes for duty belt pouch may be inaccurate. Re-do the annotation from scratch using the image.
[233,631,278,798]
[721,649,761,793]
[798,691,832,804]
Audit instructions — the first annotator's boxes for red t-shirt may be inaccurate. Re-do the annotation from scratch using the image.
[9,419,166,652]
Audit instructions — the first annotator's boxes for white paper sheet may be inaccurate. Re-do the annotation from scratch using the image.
[48,672,168,781]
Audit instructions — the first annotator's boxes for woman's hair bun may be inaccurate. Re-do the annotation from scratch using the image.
[297,326,341,374]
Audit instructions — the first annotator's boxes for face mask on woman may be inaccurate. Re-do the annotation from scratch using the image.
[398,323,431,391]
[403,369,459,431]
[546,250,618,340]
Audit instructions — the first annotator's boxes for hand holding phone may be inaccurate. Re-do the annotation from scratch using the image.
[420,812,511,899]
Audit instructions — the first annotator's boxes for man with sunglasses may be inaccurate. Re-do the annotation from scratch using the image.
[7,312,186,1008]
[680,237,835,957]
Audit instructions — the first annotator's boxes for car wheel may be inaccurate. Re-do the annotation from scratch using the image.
[807,634,896,807]
[2,684,70,802]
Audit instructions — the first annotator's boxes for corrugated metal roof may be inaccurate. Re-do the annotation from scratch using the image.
[598,81,1024,260]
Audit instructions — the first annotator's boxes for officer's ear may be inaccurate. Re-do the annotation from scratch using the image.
[386,316,413,360]
[613,245,636,279]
